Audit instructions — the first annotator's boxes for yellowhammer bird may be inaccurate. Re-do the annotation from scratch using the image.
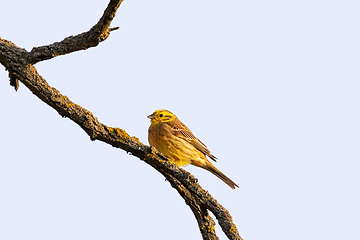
[148,109,238,189]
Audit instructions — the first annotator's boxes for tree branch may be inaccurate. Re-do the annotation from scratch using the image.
[26,0,123,64]
[0,1,242,239]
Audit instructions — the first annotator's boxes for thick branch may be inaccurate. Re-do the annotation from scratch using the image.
[165,174,218,240]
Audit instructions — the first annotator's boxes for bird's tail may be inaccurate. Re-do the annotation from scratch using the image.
[204,163,239,189]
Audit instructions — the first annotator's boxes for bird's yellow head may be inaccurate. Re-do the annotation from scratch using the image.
[148,109,177,125]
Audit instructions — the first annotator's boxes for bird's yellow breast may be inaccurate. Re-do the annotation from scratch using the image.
[148,122,205,167]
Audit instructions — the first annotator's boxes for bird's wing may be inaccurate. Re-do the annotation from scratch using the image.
[167,120,217,162]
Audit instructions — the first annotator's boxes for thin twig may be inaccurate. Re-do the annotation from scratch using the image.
[26,0,124,64]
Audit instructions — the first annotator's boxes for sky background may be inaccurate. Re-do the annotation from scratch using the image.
[1,0,359,239]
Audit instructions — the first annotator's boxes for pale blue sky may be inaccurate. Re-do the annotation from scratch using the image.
[1,0,359,239]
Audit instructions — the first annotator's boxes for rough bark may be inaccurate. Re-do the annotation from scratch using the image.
[0,1,242,239]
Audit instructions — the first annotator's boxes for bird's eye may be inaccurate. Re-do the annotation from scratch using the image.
[159,114,164,118]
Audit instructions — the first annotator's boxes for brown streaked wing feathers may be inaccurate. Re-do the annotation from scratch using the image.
[166,120,217,162]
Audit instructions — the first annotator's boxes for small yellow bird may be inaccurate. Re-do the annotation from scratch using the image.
[148,109,238,189]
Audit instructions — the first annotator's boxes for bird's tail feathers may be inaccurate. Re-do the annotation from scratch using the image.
[205,164,239,189]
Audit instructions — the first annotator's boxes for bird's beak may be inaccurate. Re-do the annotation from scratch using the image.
[147,114,155,119]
